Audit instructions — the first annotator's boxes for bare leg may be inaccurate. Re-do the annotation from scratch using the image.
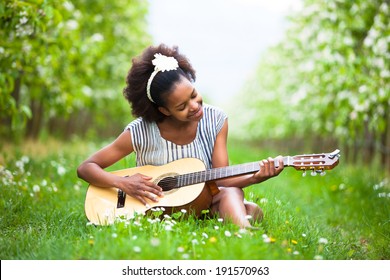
[211,187,256,228]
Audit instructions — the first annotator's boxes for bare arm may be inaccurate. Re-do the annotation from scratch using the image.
[77,130,163,205]
[211,120,284,188]
[77,130,133,185]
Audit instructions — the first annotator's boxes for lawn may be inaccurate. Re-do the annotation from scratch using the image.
[0,138,389,260]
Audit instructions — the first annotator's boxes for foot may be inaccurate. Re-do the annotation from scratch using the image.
[244,225,261,231]
[244,201,264,223]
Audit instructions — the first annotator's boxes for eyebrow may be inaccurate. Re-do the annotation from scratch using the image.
[175,88,196,109]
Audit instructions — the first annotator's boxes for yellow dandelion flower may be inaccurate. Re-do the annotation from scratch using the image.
[209,237,217,243]
[291,239,298,245]
[270,237,276,243]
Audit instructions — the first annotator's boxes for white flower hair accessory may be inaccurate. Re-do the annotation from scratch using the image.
[146,53,179,103]
[152,53,179,71]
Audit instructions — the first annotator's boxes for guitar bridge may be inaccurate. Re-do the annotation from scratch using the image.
[117,189,126,208]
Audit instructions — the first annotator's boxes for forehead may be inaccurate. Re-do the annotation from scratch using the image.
[164,78,194,107]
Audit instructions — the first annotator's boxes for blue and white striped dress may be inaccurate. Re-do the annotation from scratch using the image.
[125,104,227,169]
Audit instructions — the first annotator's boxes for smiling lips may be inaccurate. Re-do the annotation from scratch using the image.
[188,105,203,119]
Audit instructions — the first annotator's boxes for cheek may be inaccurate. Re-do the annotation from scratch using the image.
[180,110,190,118]
[170,110,187,119]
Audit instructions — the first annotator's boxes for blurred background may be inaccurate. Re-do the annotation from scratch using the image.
[1,0,389,170]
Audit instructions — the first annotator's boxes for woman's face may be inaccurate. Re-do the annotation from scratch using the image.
[159,77,204,122]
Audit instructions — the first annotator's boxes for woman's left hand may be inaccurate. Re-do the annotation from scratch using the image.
[252,156,284,183]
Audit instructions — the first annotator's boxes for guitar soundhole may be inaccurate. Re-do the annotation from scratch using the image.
[158,176,178,191]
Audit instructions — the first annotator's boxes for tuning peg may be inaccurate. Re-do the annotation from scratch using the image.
[311,170,317,176]
[329,149,341,159]
[302,171,307,177]
[314,169,325,176]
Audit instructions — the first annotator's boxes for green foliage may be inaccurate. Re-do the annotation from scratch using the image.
[233,0,389,143]
[1,140,389,260]
[0,0,151,140]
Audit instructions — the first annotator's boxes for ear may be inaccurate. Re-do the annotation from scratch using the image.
[158,106,171,117]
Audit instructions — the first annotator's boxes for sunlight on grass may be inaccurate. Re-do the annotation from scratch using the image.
[1,139,389,260]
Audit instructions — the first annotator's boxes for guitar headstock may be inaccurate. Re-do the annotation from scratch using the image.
[290,149,340,176]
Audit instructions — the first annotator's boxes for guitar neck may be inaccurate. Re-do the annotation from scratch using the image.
[176,156,291,187]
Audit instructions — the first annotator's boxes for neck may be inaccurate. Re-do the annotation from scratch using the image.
[175,157,291,187]
[157,117,199,146]
[159,115,199,131]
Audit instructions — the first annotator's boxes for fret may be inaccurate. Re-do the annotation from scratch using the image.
[177,176,182,187]
[283,156,291,167]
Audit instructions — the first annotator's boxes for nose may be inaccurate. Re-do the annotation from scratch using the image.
[189,99,199,112]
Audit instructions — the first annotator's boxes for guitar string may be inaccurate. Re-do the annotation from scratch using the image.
[158,157,295,187]
[157,155,330,188]
[157,159,288,188]
[157,162,262,188]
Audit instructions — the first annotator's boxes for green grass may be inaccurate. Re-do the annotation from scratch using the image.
[0,139,389,260]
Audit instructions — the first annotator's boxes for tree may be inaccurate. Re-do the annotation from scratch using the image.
[0,0,151,140]
[234,0,389,167]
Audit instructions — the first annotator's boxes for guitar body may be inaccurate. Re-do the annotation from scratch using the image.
[85,158,215,225]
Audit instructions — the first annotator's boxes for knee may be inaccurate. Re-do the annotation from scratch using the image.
[219,187,244,200]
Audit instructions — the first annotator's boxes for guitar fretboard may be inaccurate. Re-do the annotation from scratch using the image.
[176,156,291,187]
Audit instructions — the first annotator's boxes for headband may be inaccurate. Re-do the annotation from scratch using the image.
[146,53,179,103]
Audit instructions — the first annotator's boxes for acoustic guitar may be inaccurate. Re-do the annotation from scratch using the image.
[85,149,340,225]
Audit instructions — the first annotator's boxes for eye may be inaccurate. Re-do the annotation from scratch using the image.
[177,104,186,111]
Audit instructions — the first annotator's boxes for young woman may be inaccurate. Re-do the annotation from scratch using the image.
[77,44,284,229]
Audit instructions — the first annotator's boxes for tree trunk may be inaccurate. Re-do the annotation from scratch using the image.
[25,99,44,139]
[363,121,375,165]
[380,111,390,173]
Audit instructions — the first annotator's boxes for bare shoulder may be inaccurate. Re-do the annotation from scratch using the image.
[112,129,133,152]
[212,119,229,168]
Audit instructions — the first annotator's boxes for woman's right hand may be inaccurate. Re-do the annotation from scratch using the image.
[114,173,164,207]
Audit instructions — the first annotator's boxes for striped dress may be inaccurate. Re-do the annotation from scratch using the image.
[125,104,227,169]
